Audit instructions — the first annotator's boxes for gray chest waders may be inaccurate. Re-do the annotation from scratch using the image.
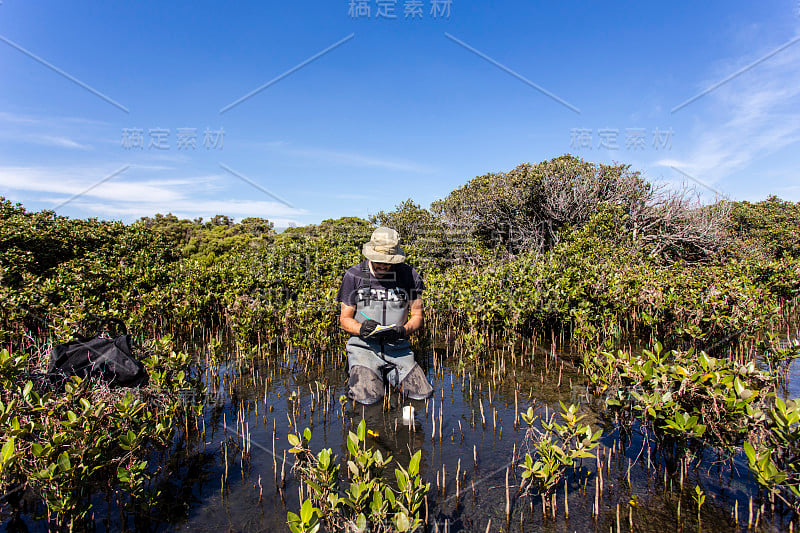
[347,265,415,386]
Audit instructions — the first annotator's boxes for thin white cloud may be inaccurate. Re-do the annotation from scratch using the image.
[0,111,107,150]
[136,152,193,164]
[656,34,800,186]
[0,111,109,127]
[0,111,42,124]
[0,166,190,203]
[124,164,177,172]
[28,134,93,150]
[0,165,306,223]
[262,141,435,173]
[60,199,304,225]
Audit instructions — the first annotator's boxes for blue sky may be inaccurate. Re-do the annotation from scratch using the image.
[1,1,798,226]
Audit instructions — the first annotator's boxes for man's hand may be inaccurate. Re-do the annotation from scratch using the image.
[359,319,380,338]
[375,325,406,343]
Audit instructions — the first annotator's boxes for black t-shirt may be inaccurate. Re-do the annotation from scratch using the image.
[336,261,425,306]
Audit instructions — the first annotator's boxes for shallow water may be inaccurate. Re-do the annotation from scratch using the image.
[6,330,798,532]
[165,338,794,533]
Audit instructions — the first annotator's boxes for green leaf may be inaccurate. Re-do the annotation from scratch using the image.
[300,499,314,523]
[384,486,396,506]
[775,397,787,412]
[372,489,383,507]
[287,433,300,447]
[346,437,358,458]
[305,480,322,494]
[328,493,342,509]
[57,451,71,472]
[287,512,301,533]
[409,450,421,477]
[395,469,408,491]
[0,436,15,470]
[734,377,745,397]
[739,389,753,400]
[318,448,331,470]
[395,511,411,531]
[743,442,756,464]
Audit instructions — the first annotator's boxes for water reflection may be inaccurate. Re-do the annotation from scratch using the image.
[8,329,796,532]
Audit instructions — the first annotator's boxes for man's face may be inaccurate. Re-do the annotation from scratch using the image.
[371,261,393,277]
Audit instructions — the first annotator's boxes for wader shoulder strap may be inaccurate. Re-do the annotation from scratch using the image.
[357,263,371,301]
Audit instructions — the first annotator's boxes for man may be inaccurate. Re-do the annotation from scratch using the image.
[336,227,434,405]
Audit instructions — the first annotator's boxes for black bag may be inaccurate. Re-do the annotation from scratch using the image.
[48,318,148,388]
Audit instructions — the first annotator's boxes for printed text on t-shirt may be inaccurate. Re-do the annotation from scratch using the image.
[357,287,407,302]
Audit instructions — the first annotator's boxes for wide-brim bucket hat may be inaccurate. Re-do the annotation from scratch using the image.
[363,227,405,264]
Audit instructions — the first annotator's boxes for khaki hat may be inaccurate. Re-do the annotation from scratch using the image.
[363,227,405,264]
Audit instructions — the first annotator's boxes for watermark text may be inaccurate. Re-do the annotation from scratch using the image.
[570,127,673,151]
[348,0,452,19]
[121,127,224,150]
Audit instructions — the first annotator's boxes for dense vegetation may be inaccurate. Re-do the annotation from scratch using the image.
[0,337,204,530]
[3,155,798,353]
[1,154,799,528]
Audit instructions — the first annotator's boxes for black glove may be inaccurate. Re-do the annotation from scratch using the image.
[359,319,380,338]
[375,325,406,343]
